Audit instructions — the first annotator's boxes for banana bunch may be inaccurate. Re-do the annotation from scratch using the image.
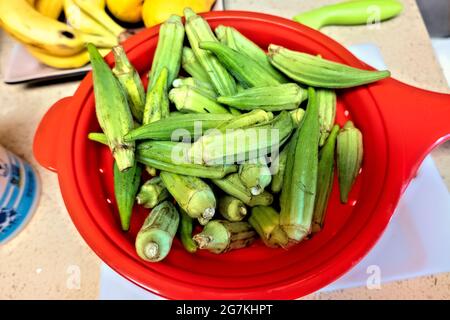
[0,0,126,69]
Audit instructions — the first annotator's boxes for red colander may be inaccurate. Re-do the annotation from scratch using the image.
[33,11,450,299]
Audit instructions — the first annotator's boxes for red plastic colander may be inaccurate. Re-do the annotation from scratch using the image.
[33,11,450,299]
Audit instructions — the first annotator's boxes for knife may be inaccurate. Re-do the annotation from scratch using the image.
[293,0,403,30]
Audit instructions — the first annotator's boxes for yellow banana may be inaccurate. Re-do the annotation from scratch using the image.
[79,32,118,48]
[0,0,85,57]
[73,0,125,37]
[26,0,36,5]
[92,0,105,9]
[64,0,116,39]
[26,45,110,69]
[35,0,64,19]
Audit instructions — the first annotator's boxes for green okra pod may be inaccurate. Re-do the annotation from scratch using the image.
[216,109,273,131]
[112,45,146,123]
[312,125,339,233]
[212,173,273,207]
[137,156,237,179]
[169,85,229,114]
[135,201,179,262]
[124,113,234,141]
[178,208,197,253]
[193,220,256,254]
[249,206,289,248]
[136,141,237,179]
[87,43,135,172]
[181,46,211,83]
[160,171,216,221]
[147,15,185,90]
[136,176,170,209]
[337,121,363,203]
[217,83,307,111]
[280,87,320,242]
[218,195,247,222]
[317,89,337,146]
[189,111,294,165]
[268,44,390,89]
[199,41,281,88]
[238,159,272,195]
[143,67,169,124]
[184,8,237,96]
[215,25,288,83]
[114,161,142,231]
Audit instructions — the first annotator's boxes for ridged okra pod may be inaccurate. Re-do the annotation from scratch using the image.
[124,113,234,141]
[216,109,273,131]
[268,45,390,89]
[135,201,179,262]
[137,156,237,179]
[143,67,169,124]
[337,121,363,203]
[87,43,135,172]
[112,45,146,122]
[169,86,229,114]
[114,161,141,231]
[249,206,289,248]
[217,25,288,83]
[136,177,170,209]
[317,89,337,146]
[173,77,216,98]
[178,208,197,253]
[212,173,273,207]
[181,46,211,83]
[238,159,272,195]
[199,41,281,88]
[312,125,339,233]
[189,111,294,165]
[147,15,184,90]
[280,87,320,242]
[184,8,236,96]
[136,141,237,179]
[218,195,247,222]
[270,145,288,193]
[160,171,216,221]
[217,83,307,111]
[193,220,256,254]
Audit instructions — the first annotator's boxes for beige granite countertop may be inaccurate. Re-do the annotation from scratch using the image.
[0,0,449,300]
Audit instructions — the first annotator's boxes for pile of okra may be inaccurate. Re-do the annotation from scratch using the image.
[87,8,389,262]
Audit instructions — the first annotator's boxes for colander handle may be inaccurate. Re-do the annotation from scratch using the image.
[33,97,72,172]
[373,78,450,181]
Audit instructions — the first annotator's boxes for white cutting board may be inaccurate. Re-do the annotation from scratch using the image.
[98,44,450,299]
